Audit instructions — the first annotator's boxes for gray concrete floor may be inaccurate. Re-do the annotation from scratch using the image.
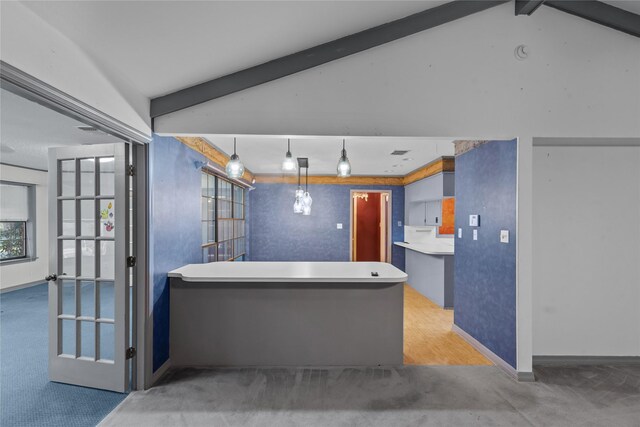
[100,365,640,426]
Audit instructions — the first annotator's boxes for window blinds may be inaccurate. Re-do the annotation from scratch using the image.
[0,183,29,221]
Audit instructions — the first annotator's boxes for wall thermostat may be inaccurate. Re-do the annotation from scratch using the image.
[469,215,480,227]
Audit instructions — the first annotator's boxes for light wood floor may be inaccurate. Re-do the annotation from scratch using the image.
[403,284,492,366]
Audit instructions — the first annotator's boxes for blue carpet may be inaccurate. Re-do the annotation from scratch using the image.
[1,284,126,427]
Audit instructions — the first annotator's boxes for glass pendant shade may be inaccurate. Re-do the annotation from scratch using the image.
[337,155,351,178]
[282,139,297,172]
[336,139,351,177]
[302,191,312,208]
[225,138,244,179]
[226,154,244,178]
[293,195,303,213]
[282,154,297,172]
[302,204,311,216]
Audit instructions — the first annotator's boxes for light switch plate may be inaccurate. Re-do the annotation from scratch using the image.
[500,230,509,243]
[473,229,478,241]
[337,223,343,229]
[469,215,480,227]
[397,221,403,227]
[458,228,462,238]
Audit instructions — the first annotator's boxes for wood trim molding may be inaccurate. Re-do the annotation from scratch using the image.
[254,174,404,186]
[402,156,455,185]
[176,137,254,183]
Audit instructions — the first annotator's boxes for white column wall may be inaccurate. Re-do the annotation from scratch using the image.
[533,144,640,356]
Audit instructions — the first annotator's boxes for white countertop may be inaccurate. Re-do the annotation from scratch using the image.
[394,241,454,256]
[169,261,408,283]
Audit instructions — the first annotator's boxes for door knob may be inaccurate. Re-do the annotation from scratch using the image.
[45,274,58,282]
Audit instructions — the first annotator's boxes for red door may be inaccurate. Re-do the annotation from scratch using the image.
[355,193,381,261]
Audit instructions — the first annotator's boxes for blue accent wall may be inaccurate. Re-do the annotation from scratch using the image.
[248,184,405,270]
[453,139,517,368]
[149,135,204,371]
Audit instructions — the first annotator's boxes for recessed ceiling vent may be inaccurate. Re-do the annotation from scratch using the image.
[76,125,100,133]
[391,150,410,155]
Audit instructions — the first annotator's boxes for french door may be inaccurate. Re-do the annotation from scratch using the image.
[47,143,130,392]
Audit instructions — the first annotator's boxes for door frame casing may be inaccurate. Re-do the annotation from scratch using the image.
[349,189,392,263]
[1,62,151,390]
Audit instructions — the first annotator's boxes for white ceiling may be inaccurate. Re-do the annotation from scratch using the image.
[15,0,640,103]
[0,88,119,170]
[200,135,455,176]
[20,1,445,98]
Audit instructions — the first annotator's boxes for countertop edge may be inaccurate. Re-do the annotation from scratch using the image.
[393,242,454,256]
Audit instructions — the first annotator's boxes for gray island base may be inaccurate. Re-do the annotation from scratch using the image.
[169,262,407,367]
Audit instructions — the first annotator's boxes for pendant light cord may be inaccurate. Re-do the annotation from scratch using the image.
[234,137,237,155]
[305,166,308,192]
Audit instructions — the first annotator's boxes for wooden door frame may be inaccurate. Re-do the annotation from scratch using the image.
[349,189,392,263]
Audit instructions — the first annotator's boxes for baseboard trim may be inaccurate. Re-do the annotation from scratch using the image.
[533,356,640,366]
[151,359,171,387]
[0,280,46,293]
[452,324,534,382]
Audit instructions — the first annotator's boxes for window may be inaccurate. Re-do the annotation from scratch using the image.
[0,182,34,262]
[201,172,246,262]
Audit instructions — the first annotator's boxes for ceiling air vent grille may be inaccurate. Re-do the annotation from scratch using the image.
[76,125,100,132]
[390,150,409,155]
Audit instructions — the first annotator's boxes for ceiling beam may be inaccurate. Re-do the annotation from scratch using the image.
[150,0,508,118]
[544,1,640,38]
[515,0,545,15]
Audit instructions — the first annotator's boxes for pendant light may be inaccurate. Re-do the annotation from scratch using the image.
[225,137,245,179]
[302,164,312,216]
[281,139,297,173]
[293,160,304,214]
[337,138,351,178]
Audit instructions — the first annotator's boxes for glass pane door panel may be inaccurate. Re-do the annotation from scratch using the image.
[61,200,76,236]
[61,240,76,277]
[99,199,115,238]
[60,160,75,197]
[60,280,75,316]
[80,200,95,236]
[99,241,114,280]
[79,280,95,318]
[80,240,95,277]
[99,157,115,196]
[80,321,95,359]
[80,159,95,196]
[98,281,114,320]
[61,319,76,356]
[99,323,114,362]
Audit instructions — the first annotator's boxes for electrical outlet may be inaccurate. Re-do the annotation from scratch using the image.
[500,230,509,243]
[473,229,478,241]
[458,228,462,238]
[337,223,343,229]
[397,221,403,227]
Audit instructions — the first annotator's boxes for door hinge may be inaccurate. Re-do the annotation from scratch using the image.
[127,256,136,267]
[126,347,136,359]
[128,165,135,176]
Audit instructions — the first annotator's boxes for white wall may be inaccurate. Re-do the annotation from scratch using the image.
[154,3,640,374]
[533,144,640,356]
[0,165,49,290]
[0,2,151,136]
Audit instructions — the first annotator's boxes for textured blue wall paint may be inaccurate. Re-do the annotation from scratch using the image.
[149,135,204,371]
[453,139,517,368]
[248,184,405,270]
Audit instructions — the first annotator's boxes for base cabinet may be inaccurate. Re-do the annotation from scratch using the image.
[405,249,454,308]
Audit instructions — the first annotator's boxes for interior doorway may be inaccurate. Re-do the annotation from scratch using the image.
[350,190,391,263]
